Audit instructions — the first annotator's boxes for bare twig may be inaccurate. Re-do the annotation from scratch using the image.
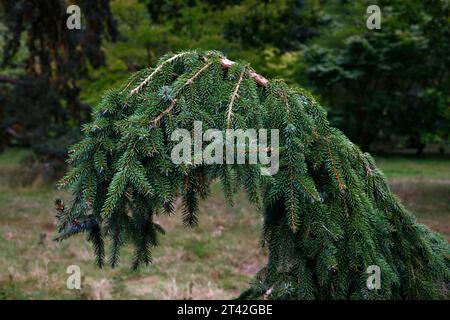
[186,62,212,86]
[129,52,189,97]
[220,57,268,87]
[149,99,178,125]
[226,67,247,128]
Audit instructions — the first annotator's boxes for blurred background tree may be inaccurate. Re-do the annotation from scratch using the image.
[0,0,117,180]
[294,0,449,152]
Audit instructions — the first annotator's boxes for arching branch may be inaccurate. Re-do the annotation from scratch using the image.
[130,54,269,98]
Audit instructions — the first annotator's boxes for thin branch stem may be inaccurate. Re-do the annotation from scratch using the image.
[298,180,319,202]
[129,52,188,97]
[185,62,212,86]
[149,62,212,125]
[220,57,268,86]
[149,99,178,125]
[325,137,345,191]
[226,67,247,128]
[290,183,296,231]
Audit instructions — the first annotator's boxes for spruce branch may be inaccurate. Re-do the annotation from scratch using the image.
[298,179,320,202]
[54,50,450,300]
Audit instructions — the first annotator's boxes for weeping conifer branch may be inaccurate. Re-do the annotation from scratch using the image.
[54,50,450,300]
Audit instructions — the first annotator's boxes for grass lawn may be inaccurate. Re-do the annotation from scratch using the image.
[374,154,450,180]
[375,154,450,237]
[0,148,448,299]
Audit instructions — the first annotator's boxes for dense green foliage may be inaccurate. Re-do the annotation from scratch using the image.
[295,0,450,151]
[56,50,449,299]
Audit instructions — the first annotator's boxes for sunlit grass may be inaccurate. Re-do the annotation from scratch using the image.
[0,148,32,167]
[374,155,450,180]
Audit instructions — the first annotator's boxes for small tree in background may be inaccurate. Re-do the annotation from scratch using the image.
[0,0,117,172]
[55,50,449,299]
[295,0,450,152]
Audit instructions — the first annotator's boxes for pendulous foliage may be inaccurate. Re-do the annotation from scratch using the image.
[55,50,449,299]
